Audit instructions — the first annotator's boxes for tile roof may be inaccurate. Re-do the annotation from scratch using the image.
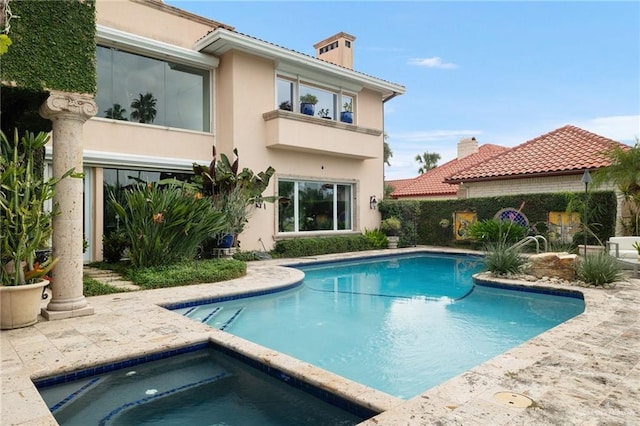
[386,178,415,193]
[391,144,509,197]
[445,125,627,183]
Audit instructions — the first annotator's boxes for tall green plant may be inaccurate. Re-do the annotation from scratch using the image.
[593,139,640,235]
[109,181,225,267]
[0,130,77,285]
[193,147,277,240]
[466,218,528,245]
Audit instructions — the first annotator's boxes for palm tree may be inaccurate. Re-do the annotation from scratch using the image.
[383,133,393,167]
[104,103,128,120]
[130,92,157,123]
[415,151,441,174]
[594,138,640,234]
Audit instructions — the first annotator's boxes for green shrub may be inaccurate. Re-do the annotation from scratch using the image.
[109,182,225,267]
[577,252,624,286]
[233,250,270,261]
[363,228,388,249]
[102,231,129,263]
[467,219,528,245]
[83,275,128,296]
[483,242,526,275]
[380,216,401,236]
[272,235,374,258]
[125,259,246,289]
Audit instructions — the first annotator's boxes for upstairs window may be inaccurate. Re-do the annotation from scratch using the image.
[96,46,211,132]
[277,76,355,124]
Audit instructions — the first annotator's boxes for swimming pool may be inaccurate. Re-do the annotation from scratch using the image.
[176,253,585,399]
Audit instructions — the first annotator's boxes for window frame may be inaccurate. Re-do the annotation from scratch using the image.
[277,178,354,234]
[276,74,356,124]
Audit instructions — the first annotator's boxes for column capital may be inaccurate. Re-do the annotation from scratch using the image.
[40,90,97,122]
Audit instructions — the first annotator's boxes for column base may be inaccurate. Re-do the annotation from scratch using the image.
[41,305,94,321]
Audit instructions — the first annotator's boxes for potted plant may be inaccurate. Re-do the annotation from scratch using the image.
[317,108,331,119]
[299,93,318,116]
[340,100,353,124]
[380,216,401,249]
[1,130,76,329]
[279,100,292,111]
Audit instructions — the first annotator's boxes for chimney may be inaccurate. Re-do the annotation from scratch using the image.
[314,32,356,69]
[457,137,478,159]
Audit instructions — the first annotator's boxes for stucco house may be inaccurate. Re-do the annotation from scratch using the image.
[444,125,625,198]
[59,0,404,261]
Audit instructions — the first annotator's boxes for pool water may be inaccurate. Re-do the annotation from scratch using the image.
[37,348,364,426]
[177,253,585,398]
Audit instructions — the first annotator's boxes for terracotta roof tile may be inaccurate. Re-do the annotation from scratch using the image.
[445,125,627,183]
[391,144,509,198]
[386,178,416,192]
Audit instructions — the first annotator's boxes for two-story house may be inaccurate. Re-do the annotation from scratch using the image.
[66,0,404,261]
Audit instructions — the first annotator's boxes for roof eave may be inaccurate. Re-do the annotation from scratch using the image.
[445,168,601,184]
[195,28,406,97]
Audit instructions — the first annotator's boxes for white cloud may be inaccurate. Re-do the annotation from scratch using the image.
[571,115,640,144]
[408,56,458,69]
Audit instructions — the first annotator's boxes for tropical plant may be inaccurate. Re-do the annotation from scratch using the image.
[1,130,78,285]
[192,147,277,244]
[102,231,129,263]
[130,92,157,124]
[483,242,526,275]
[108,181,226,267]
[104,103,128,120]
[577,252,624,286]
[415,151,441,174]
[363,228,388,249]
[299,93,318,104]
[383,133,393,167]
[343,100,352,112]
[466,218,528,245]
[593,138,640,235]
[632,241,640,254]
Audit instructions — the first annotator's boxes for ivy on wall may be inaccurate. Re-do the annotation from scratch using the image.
[379,191,617,248]
[0,0,96,94]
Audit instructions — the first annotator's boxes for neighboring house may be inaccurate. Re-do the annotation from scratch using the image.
[54,0,404,261]
[388,137,509,200]
[444,125,625,198]
[444,125,630,232]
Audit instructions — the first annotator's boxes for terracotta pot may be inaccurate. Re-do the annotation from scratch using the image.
[0,279,49,330]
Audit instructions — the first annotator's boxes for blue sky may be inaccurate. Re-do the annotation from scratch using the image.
[166,1,640,180]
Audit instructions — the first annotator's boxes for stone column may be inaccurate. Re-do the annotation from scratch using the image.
[40,91,96,320]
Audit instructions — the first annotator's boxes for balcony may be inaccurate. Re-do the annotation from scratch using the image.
[262,110,383,159]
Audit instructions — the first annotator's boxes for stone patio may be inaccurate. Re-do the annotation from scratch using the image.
[1,247,639,425]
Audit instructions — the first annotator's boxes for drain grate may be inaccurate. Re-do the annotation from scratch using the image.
[494,391,534,408]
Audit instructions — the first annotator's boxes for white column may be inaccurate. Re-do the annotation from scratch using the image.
[39,91,96,320]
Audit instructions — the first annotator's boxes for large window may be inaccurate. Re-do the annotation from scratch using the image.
[277,76,354,124]
[103,168,193,236]
[96,46,210,132]
[278,179,353,233]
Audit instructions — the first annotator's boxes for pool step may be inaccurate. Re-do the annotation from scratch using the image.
[179,306,244,330]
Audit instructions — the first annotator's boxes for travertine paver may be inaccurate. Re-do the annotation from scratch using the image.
[1,247,639,425]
